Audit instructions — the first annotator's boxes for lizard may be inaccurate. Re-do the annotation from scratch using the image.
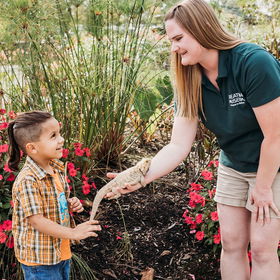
[89,158,151,220]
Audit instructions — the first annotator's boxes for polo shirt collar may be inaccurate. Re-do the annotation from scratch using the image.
[217,50,229,78]
[202,49,229,85]
[25,156,65,180]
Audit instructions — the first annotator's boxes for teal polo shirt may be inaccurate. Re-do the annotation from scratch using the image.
[201,43,280,172]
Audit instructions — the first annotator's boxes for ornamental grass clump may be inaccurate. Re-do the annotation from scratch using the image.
[0,0,165,166]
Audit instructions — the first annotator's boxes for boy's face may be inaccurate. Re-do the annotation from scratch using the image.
[28,118,64,161]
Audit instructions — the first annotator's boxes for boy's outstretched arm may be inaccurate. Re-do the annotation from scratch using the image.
[28,214,101,240]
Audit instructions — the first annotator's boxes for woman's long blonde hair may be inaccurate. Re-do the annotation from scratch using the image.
[165,0,243,119]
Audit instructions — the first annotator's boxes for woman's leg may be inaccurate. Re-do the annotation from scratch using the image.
[217,203,251,280]
[250,218,280,280]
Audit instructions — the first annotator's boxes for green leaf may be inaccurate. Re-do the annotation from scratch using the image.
[155,75,173,105]
[133,87,162,121]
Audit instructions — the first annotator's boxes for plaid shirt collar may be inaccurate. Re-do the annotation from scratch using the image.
[25,156,65,180]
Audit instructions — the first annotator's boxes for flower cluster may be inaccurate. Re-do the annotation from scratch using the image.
[65,160,97,196]
[182,160,221,251]
[0,109,17,224]
[0,220,13,249]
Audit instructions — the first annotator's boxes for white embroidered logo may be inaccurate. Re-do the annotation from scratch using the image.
[228,92,245,106]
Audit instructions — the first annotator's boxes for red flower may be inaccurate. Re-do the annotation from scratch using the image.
[195,231,204,241]
[184,216,194,225]
[73,142,82,149]
[6,236,14,248]
[213,233,221,244]
[91,182,97,189]
[188,182,203,192]
[0,109,6,115]
[62,149,69,158]
[208,160,219,167]
[69,168,77,177]
[84,147,91,157]
[2,220,12,231]
[0,175,3,180]
[0,144,9,153]
[189,192,206,207]
[67,162,75,170]
[8,111,16,119]
[7,173,15,182]
[75,147,84,156]
[0,122,8,130]
[201,170,213,180]
[4,164,12,172]
[188,200,197,208]
[211,211,219,221]
[195,214,203,224]
[10,200,14,208]
[182,209,189,219]
[82,174,88,181]
[82,183,91,195]
[0,232,8,243]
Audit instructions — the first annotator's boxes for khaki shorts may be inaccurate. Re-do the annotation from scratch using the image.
[214,163,280,218]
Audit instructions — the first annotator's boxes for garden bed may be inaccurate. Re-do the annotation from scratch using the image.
[72,139,221,280]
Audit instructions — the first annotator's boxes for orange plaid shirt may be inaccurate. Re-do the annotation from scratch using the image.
[12,156,75,265]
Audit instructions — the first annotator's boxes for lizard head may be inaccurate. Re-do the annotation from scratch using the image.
[136,158,151,175]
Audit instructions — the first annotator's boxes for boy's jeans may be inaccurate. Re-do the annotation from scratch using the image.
[21,259,71,280]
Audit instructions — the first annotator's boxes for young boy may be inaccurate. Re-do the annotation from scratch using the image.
[7,111,101,280]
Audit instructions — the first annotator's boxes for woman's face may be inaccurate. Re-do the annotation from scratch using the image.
[165,19,206,66]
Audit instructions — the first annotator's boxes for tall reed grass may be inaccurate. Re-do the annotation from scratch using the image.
[0,0,165,168]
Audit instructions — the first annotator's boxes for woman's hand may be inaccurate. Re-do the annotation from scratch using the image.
[250,187,280,225]
[104,172,143,199]
[68,197,84,213]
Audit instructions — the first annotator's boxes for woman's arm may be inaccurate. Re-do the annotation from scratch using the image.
[144,116,198,184]
[251,96,280,224]
[106,116,198,197]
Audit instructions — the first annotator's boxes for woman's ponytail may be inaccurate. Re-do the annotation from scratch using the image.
[7,121,21,171]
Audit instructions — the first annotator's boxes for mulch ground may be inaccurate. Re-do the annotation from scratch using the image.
[72,139,221,280]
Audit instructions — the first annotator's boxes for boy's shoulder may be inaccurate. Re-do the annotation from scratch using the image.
[14,164,38,186]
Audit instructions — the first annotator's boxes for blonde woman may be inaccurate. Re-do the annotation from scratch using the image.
[107,0,280,279]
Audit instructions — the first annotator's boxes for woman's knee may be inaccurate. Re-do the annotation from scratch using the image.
[250,238,277,264]
[221,229,249,253]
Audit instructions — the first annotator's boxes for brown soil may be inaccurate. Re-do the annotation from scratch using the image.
[72,139,221,280]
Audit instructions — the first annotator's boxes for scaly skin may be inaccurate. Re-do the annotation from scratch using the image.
[90,158,151,220]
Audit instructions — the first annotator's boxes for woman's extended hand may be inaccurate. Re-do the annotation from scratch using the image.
[104,172,143,199]
[250,187,280,225]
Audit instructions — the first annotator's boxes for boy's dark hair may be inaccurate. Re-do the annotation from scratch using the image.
[7,111,53,171]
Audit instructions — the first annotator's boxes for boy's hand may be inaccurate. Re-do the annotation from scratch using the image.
[68,197,84,213]
[72,220,101,240]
